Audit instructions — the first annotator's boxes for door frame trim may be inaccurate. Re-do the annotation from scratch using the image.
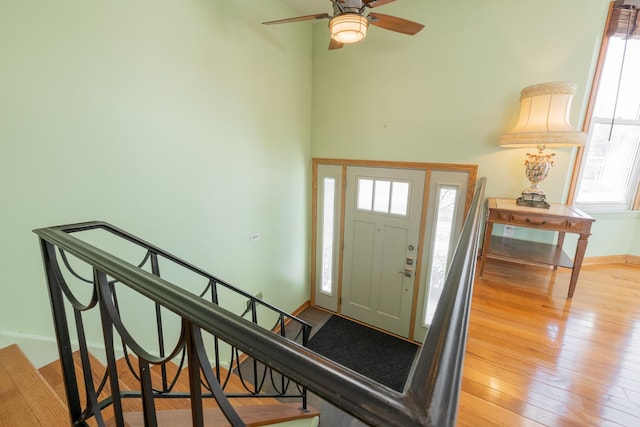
[311,158,478,340]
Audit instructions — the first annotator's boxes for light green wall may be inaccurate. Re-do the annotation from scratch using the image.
[1,0,635,343]
[310,0,639,257]
[633,218,640,256]
[310,1,608,177]
[589,212,640,257]
[0,1,312,338]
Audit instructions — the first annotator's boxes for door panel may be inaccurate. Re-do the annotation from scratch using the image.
[349,220,376,308]
[341,166,425,337]
[377,225,408,318]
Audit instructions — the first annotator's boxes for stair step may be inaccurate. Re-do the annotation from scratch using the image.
[0,344,69,427]
[122,402,318,427]
[40,350,146,426]
[117,355,258,412]
[39,350,317,426]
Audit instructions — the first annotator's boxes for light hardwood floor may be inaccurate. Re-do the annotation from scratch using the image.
[461,261,640,427]
[301,261,640,427]
[3,261,637,426]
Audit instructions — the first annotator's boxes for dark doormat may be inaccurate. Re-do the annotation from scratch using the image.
[307,315,419,392]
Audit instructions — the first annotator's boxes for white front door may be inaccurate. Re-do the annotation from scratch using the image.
[341,167,425,337]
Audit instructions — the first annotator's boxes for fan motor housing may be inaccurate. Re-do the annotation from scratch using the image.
[333,0,366,15]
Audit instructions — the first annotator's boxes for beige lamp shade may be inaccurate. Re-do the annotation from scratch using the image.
[499,81,586,148]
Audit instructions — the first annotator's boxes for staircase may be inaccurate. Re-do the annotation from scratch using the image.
[0,343,318,427]
[30,175,485,427]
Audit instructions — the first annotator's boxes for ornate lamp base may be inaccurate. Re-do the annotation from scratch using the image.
[516,192,550,208]
[515,145,554,209]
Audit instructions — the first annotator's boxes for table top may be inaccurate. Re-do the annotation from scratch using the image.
[488,198,595,222]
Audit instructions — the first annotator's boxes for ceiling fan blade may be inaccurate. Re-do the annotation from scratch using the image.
[367,12,425,35]
[329,38,344,50]
[262,13,331,25]
[363,0,397,7]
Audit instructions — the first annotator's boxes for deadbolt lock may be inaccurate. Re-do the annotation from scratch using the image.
[406,257,414,265]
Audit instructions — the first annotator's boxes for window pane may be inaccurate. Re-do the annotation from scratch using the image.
[577,122,640,203]
[576,36,640,209]
[390,181,410,216]
[593,38,640,120]
[357,179,373,211]
[373,180,391,213]
[424,187,457,325]
[321,178,336,295]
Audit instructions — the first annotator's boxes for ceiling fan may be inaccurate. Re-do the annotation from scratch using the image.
[263,0,425,50]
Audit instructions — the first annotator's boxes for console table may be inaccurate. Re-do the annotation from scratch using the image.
[478,198,595,298]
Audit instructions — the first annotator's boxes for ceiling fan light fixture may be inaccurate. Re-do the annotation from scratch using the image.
[329,13,368,44]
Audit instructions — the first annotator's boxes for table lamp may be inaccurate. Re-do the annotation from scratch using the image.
[500,81,586,208]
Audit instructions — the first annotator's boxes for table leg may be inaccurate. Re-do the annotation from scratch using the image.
[553,232,566,271]
[568,233,589,298]
[478,221,494,278]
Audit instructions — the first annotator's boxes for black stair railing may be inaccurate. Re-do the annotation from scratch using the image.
[35,176,486,427]
[36,221,311,426]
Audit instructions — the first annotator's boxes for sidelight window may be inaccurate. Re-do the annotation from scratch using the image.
[321,177,336,295]
[424,186,458,325]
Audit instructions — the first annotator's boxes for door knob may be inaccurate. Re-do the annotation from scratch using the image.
[398,268,413,277]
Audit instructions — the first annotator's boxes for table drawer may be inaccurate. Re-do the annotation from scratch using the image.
[510,213,567,230]
[488,210,511,222]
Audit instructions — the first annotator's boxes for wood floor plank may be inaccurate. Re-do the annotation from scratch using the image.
[0,344,69,427]
[122,402,317,427]
[457,390,547,427]
[461,262,640,426]
[39,350,141,427]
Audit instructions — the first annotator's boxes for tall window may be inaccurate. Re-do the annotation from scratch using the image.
[321,177,336,295]
[574,3,640,211]
[424,185,458,325]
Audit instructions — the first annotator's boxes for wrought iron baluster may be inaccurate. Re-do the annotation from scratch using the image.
[185,321,205,427]
[96,269,125,427]
[210,280,222,380]
[250,300,260,395]
[301,320,311,410]
[190,325,245,427]
[39,239,83,425]
[73,307,106,426]
[277,314,286,395]
[150,252,169,391]
[138,358,158,426]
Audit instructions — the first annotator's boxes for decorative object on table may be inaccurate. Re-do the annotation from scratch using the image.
[262,0,424,50]
[500,81,586,208]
